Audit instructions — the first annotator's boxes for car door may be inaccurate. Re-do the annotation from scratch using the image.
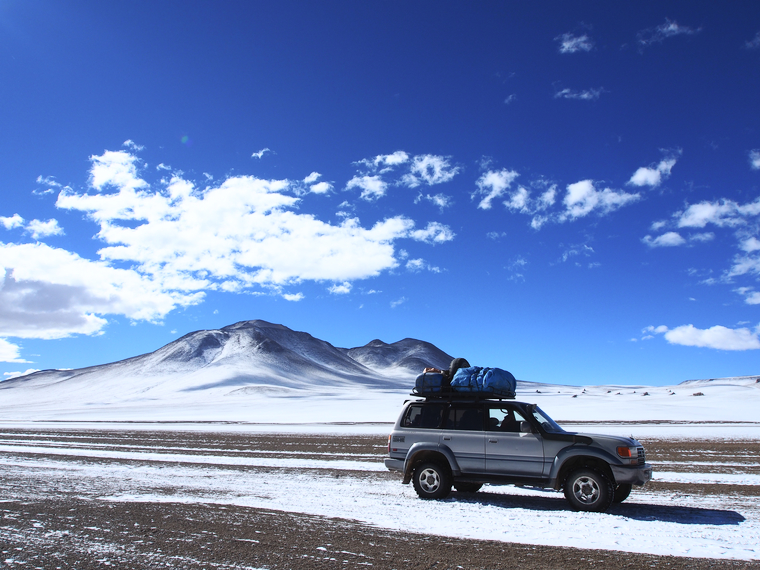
[485,405,544,477]
[440,404,486,473]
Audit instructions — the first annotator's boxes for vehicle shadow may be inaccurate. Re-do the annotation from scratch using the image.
[451,489,746,525]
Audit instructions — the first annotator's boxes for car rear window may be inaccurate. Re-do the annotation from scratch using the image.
[403,403,447,429]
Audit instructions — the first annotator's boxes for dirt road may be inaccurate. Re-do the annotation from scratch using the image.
[1,428,758,569]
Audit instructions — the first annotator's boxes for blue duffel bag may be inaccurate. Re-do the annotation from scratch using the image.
[451,366,516,398]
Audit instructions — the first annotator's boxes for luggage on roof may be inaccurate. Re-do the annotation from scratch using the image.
[412,366,516,399]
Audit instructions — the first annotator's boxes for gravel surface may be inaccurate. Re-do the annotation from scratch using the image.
[1,428,759,569]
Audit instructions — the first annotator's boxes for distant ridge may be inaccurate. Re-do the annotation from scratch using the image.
[0,320,453,398]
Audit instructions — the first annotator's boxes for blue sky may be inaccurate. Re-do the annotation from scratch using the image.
[1,1,760,386]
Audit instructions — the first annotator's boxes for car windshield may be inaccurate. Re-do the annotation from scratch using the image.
[529,406,565,433]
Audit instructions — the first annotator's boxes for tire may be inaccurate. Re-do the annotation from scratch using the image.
[448,358,471,379]
[412,461,452,499]
[612,483,632,503]
[454,482,482,493]
[563,468,614,512]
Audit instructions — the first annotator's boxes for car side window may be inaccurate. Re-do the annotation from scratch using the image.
[487,407,527,432]
[403,404,446,428]
[445,406,485,431]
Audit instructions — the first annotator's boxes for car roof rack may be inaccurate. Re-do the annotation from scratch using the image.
[410,390,515,401]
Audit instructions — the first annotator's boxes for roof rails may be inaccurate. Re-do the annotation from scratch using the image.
[410,389,515,401]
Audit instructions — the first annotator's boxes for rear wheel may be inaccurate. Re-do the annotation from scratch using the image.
[563,468,614,512]
[612,483,632,503]
[412,461,452,499]
[454,482,482,493]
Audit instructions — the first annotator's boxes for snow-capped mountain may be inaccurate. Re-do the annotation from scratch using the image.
[0,320,453,398]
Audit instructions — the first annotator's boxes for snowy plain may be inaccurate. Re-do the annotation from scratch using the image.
[1,373,759,562]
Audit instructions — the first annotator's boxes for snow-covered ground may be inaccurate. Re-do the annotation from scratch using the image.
[0,430,757,561]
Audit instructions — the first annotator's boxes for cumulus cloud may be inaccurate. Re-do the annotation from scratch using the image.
[282,292,304,302]
[346,175,387,200]
[628,157,677,187]
[0,338,31,363]
[25,219,64,240]
[0,147,456,341]
[328,282,352,295]
[251,148,271,159]
[474,169,520,210]
[637,19,701,48]
[645,323,760,351]
[676,198,760,229]
[1,214,25,230]
[356,151,410,173]
[3,368,40,380]
[414,193,452,211]
[642,231,686,247]
[400,155,460,188]
[555,32,594,54]
[561,180,640,221]
[750,150,760,170]
[745,31,760,49]
[642,231,714,248]
[554,88,603,101]
[405,258,441,273]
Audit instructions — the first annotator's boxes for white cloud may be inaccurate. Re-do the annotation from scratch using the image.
[405,259,440,273]
[662,324,760,351]
[25,219,64,239]
[3,147,456,340]
[561,180,640,221]
[554,88,603,101]
[628,158,677,187]
[123,139,144,151]
[642,232,686,247]
[282,292,304,302]
[0,246,200,340]
[504,94,517,105]
[89,150,148,192]
[676,198,760,228]
[36,175,62,188]
[390,297,407,308]
[0,338,31,363]
[3,368,40,379]
[736,287,760,305]
[346,175,387,200]
[309,181,332,194]
[415,193,452,211]
[328,282,352,294]
[357,151,410,172]
[156,163,172,171]
[409,222,455,244]
[474,169,520,210]
[555,32,594,54]
[750,150,760,170]
[304,172,321,184]
[251,148,271,159]
[747,32,760,49]
[1,214,24,230]
[400,155,460,188]
[637,19,701,47]
[740,237,760,252]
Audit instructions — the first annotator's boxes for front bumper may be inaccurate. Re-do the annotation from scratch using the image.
[384,458,404,472]
[611,463,653,486]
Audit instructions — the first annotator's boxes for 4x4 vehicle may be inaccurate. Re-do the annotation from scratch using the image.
[384,396,653,512]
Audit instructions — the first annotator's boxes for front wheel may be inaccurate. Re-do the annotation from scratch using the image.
[412,462,452,499]
[613,483,632,503]
[563,468,613,512]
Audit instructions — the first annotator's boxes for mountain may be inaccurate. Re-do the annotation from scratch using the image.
[0,320,453,402]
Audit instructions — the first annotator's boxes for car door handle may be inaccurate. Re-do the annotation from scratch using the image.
[443,436,451,441]
[488,439,498,443]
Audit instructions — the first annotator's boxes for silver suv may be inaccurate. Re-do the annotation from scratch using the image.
[384,397,653,512]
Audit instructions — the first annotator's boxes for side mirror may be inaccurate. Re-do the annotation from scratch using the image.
[520,421,533,434]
